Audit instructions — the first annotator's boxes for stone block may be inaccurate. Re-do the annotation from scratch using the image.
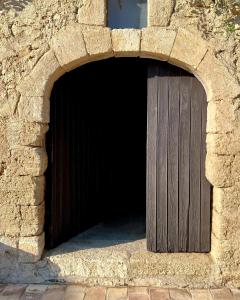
[20,202,45,236]
[207,133,240,156]
[0,236,18,256]
[197,51,240,101]
[18,96,50,123]
[0,205,21,236]
[78,0,106,26]
[7,147,47,176]
[190,289,212,300]
[83,27,113,60]
[18,233,45,263]
[207,101,235,134]
[150,288,170,300]
[210,289,234,299]
[85,287,106,300]
[141,27,176,61]
[17,50,64,100]
[206,154,233,187]
[148,0,175,26]
[0,176,45,206]
[65,286,86,300]
[112,29,141,57]
[7,120,48,147]
[51,25,88,71]
[107,287,127,300]
[169,28,208,71]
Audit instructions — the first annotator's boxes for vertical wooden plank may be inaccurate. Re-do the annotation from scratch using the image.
[200,85,211,252]
[167,75,180,252]
[146,64,158,252]
[156,66,168,252]
[189,78,202,252]
[178,77,191,252]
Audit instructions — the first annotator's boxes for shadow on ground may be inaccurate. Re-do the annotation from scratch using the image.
[0,0,32,12]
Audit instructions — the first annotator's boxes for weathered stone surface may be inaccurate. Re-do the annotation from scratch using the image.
[148,0,175,26]
[64,286,86,300]
[210,288,234,299]
[190,289,212,300]
[0,237,18,256]
[0,285,27,299]
[18,96,50,123]
[112,29,141,57]
[20,202,45,236]
[141,27,176,61]
[0,205,21,236]
[17,50,64,100]
[107,287,128,300]
[82,27,113,60]
[0,176,45,206]
[205,154,233,187]
[7,120,48,147]
[207,133,240,156]
[85,287,106,300]
[197,51,240,101]
[169,289,192,299]
[207,101,235,134]
[51,26,88,71]
[18,233,45,262]
[150,288,170,300]
[77,0,106,26]
[41,285,66,300]
[6,147,47,176]
[169,28,208,71]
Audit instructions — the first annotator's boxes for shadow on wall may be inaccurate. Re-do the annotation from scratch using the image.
[0,242,61,284]
[0,0,32,12]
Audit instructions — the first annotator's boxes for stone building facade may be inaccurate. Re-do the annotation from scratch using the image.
[0,0,240,287]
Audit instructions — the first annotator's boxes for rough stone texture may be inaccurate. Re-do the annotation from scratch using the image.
[77,0,106,26]
[169,28,208,71]
[112,29,141,57]
[0,0,239,289]
[51,25,88,71]
[148,0,175,26]
[141,27,177,61]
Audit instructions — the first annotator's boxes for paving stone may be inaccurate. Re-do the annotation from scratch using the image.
[231,289,240,300]
[84,287,106,300]
[64,285,86,300]
[190,289,212,300]
[0,285,27,300]
[22,285,48,300]
[129,287,149,295]
[150,288,170,300]
[107,287,128,300]
[129,294,149,300]
[210,289,234,300]
[169,289,192,300]
[0,286,6,294]
[41,285,65,300]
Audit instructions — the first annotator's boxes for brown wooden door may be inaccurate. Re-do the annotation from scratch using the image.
[147,62,211,253]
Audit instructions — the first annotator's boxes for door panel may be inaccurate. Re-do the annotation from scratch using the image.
[147,62,211,253]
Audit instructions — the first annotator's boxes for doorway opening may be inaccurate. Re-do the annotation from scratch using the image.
[45,58,148,249]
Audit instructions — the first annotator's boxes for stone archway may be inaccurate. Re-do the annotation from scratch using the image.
[9,25,240,286]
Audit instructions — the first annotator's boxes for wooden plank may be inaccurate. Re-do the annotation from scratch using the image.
[156,65,169,252]
[189,78,202,252]
[167,75,180,252]
[178,77,191,252]
[200,84,211,252]
[146,64,158,252]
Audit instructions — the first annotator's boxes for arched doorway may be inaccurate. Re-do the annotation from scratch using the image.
[45,58,211,253]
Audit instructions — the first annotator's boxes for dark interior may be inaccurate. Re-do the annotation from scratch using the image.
[45,58,148,248]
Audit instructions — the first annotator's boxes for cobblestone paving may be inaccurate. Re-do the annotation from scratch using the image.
[0,285,240,299]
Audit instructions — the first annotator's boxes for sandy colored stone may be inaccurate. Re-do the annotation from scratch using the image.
[18,96,50,123]
[169,28,208,71]
[82,27,113,60]
[112,29,141,57]
[64,285,86,300]
[0,176,45,206]
[51,25,88,71]
[196,51,240,101]
[205,153,233,187]
[0,237,18,256]
[20,202,45,236]
[85,287,106,300]
[169,289,192,299]
[0,205,21,236]
[7,147,47,176]
[206,133,240,156]
[210,288,234,299]
[190,289,212,300]
[148,0,175,26]
[78,0,106,26]
[107,287,127,300]
[18,233,45,263]
[17,50,64,100]
[141,27,176,61]
[41,285,66,300]
[7,120,48,147]
[150,288,170,300]
[207,100,235,134]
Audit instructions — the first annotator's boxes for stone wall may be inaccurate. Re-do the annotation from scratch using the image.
[0,0,240,287]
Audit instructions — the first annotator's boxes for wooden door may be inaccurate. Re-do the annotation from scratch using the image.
[147,62,211,253]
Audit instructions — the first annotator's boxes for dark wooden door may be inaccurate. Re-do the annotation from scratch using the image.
[147,62,211,253]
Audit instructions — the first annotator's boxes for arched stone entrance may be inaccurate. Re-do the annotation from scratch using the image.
[2,25,239,286]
